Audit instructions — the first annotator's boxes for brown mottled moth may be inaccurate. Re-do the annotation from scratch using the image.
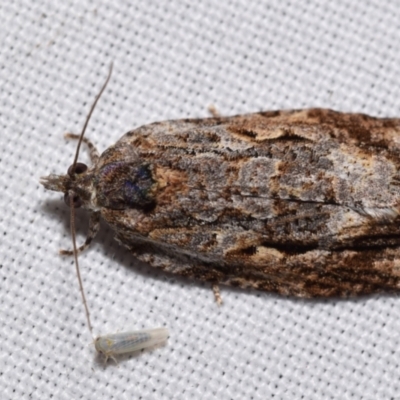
[42,65,400,332]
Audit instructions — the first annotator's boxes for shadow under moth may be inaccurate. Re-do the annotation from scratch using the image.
[41,67,400,323]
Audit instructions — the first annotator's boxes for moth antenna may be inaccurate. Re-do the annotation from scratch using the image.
[65,65,113,335]
[70,62,113,176]
[69,190,93,335]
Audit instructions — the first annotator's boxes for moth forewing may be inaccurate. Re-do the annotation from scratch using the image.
[94,327,169,363]
[41,82,400,302]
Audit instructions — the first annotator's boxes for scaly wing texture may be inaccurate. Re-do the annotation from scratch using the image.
[100,109,400,297]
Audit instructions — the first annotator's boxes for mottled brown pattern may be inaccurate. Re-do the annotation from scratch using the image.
[42,109,400,298]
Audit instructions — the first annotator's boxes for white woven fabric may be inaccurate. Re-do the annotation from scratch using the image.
[2,0,400,398]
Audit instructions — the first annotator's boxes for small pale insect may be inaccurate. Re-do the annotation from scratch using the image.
[94,327,169,363]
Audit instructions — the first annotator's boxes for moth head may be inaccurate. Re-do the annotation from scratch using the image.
[40,162,92,209]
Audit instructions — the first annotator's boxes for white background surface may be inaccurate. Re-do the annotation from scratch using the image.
[2,1,400,399]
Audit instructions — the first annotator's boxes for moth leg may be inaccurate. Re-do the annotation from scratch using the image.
[64,133,100,164]
[60,211,101,255]
[212,284,223,305]
[208,105,221,118]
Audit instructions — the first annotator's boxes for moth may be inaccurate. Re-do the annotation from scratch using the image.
[41,68,400,306]
[94,327,169,364]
